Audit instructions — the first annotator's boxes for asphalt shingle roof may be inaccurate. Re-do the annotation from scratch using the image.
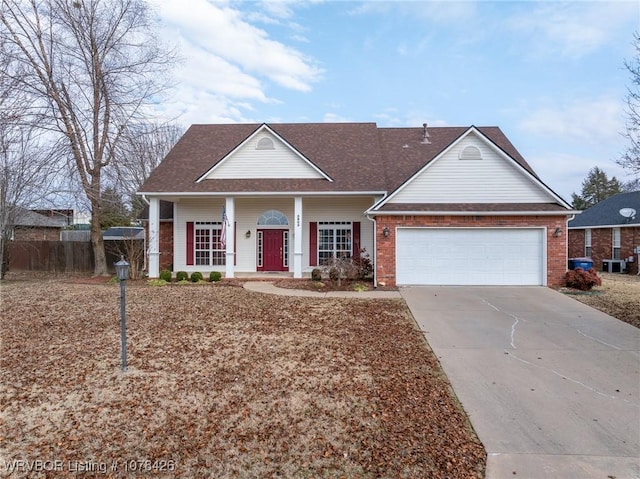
[139,123,539,195]
[568,191,640,228]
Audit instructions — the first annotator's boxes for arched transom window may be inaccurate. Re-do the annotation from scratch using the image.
[257,210,288,226]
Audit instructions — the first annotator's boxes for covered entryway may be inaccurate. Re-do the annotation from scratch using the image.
[396,227,544,285]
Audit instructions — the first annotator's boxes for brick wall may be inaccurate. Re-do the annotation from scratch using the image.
[159,222,174,271]
[144,221,174,272]
[375,215,568,287]
[570,227,639,275]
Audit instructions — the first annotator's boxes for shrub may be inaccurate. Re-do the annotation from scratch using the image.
[565,267,602,291]
[311,268,322,281]
[190,271,204,283]
[159,270,172,282]
[328,267,340,282]
[353,248,374,279]
[176,271,188,282]
[209,271,222,282]
[148,279,167,286]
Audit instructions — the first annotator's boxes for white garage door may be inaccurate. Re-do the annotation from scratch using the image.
[396,228,544,285]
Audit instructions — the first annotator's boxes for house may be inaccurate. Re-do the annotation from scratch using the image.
[11,208,68,241]
[568,191,640,275]
[138,122,575,286]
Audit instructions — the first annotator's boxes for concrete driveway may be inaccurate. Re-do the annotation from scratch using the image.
[400,286,640,479]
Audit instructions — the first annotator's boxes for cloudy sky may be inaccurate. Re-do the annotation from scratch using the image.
[151,0,639,201]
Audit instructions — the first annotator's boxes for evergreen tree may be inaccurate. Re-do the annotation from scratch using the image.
[571,167,622,209]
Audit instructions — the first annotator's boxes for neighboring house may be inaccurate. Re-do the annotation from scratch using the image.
[138,122,575,287]
[568,191,640,275]
[11,208,68,241]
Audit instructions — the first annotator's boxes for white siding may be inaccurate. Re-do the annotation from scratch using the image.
[391,133,552,204]
[173,196,376,273]
[205,131,324,180]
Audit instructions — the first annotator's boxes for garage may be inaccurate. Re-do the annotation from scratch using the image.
[396,228,545,286]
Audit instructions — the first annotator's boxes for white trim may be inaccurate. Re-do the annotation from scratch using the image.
[148,198,160,278]
[137,191,385,197]
[293,196,303,278]
[225,197,235,278]
[370,210,578,216]
[569,223,639,229]
[195,124,333,183]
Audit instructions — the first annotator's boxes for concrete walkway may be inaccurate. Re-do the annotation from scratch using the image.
[400,286,640,479]
[242,281,402,299]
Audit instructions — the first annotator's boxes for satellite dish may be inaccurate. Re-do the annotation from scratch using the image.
[619,208,636,219]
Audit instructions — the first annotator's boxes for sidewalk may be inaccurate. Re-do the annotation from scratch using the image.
[243,281,402,299]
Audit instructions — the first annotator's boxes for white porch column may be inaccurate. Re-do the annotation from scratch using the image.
[293,196,303,278]
[148,197,160,278]
[225,197,235,278]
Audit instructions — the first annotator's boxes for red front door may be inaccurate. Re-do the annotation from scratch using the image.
[259,229,288,272]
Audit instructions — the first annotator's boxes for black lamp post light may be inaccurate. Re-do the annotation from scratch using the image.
[114,257,130,372]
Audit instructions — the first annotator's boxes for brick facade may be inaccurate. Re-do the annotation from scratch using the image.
[375,215,569,287]
[144,221,174,272]
[569,227,640,275]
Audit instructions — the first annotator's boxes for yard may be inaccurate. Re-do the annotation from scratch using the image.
[0,276,485,478]
[564,272,640,329]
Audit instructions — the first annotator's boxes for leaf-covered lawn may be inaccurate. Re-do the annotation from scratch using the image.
[0,278,485,478]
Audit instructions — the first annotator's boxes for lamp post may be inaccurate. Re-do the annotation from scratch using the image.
[114,257,130,372]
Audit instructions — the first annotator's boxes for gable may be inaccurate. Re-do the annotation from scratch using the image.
[387,130,554,204]
[200,126,329,181]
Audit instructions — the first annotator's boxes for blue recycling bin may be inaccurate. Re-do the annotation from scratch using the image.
[568,258,593,270]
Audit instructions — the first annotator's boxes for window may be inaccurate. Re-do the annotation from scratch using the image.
[195,222,225,266]
[318,221,352,265]
[459,145,482,160]
[585,229,592,257]
[612,228,621,260]
[257,210,288,226]
[256,137,275,150]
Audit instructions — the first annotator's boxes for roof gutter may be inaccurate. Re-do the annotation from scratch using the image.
[369,210,582,216]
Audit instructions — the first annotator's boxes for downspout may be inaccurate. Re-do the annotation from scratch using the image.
[364,213,377,288]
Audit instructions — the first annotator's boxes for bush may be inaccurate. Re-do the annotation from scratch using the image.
[311,268,322,281]
[328,267,340,282]
[159,270,172,282]
[190,271,204,283]
[565,267,602,291]
[353,248,374,279]
[148,279,167,286]
[209,271,222,282]
[176,271,188,282]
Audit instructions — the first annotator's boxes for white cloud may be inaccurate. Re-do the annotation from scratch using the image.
[159,0,322,91]
[323,112,352,123]
[150,0,322,124]
[518,96,624,145]
[507,2,638,58]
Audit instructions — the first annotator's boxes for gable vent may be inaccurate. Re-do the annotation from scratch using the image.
[459,145,482,160]
[256,137,275,150]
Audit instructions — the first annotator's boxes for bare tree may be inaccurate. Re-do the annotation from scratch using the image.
[621,32,640,179]
[1,0,174,275]
[109,121,183,216]
[0,48,58,277]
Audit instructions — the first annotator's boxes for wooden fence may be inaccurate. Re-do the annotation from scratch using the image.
[9,241,94,273]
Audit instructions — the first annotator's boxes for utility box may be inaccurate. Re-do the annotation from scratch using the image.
[602,259,626,273]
